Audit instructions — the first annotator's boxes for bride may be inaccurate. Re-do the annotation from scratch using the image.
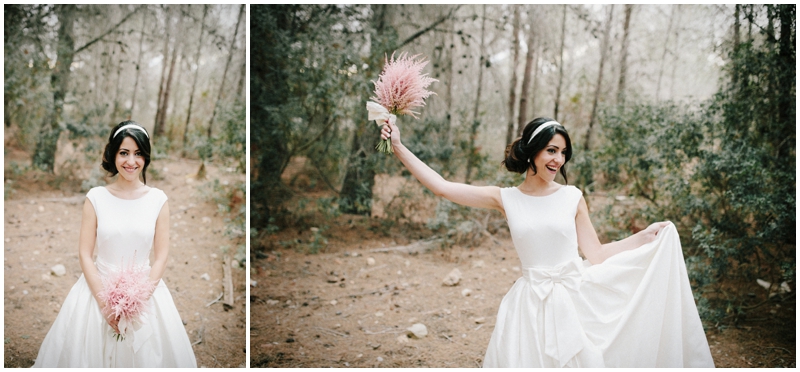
[379,117,714,367]
[33,121,197,367]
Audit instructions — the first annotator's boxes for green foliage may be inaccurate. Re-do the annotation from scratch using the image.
[250,5,375,229]
[585,5,795,324]
[199,178,246,266]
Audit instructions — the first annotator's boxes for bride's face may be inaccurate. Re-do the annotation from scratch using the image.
[532,133,567,182]
[115,137,144,183]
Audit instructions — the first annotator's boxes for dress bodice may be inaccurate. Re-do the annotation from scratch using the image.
[501,185,583,268]
[86,186,168,271]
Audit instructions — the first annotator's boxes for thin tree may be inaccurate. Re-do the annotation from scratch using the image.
[518,8,537,134]
[655,5,677,101]
[668,6,683,100]
[465,4,487,185]
[33,5,140,172]
[129,10,148,119]
[111,43,124,120]
[505,5,521,146]
[553,5,567,121]
[182,4,208,155]
[584,4,614,151]
[617,4,633,109]
[154,5,172,137]
[207,4,244,140]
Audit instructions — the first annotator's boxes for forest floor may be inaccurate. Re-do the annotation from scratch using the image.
[251,163,795,368]
[3,152,246,368]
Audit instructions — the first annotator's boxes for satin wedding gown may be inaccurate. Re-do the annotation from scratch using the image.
[33,187,197,367]
[482,185,714,367]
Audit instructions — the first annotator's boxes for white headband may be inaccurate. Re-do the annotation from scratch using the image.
[527,120,561,145]
[113,124,149,139]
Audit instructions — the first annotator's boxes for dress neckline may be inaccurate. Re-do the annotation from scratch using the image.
[102,186,153,201]
[514,185,566,198]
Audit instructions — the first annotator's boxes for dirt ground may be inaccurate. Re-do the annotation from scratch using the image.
[3,153,246,367]
[251,166,795,368]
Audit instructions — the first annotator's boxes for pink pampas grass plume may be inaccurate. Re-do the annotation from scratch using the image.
[369,52,438,154]
[97,259,156,340]
[371,52,438,118]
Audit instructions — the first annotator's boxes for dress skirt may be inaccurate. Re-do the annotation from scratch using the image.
[32,274,197,368]
[483,223,714,367]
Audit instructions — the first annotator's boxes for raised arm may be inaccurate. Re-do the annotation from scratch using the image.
[381,122,504,214]
[148,200,170,286]
[575,196,669,264]
[77,198,119,332]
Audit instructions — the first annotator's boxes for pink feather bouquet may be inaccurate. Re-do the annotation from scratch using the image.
[368,52,438,154]
[97,260,156,341]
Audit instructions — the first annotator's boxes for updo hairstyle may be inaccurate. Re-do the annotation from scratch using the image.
[502,117,572,183]
[101,120,152,184]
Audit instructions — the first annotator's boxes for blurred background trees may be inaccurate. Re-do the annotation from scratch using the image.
[254,4,794,326]
[5,4,245,180]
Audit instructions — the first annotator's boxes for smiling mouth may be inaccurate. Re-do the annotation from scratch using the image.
[123,166,138,173]
[546,165,558,173]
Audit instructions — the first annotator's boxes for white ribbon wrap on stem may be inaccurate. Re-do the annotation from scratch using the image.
[366,101,396,127]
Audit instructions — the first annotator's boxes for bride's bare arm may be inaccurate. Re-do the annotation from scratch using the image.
[575,196,669,264]
[77,199,118,332]
[381,122,504,213]
[148,201,170,287]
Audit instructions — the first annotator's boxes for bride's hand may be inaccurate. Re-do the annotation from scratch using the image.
[100,302,120,333]
[380,122,402,148]
[638,221,671,244]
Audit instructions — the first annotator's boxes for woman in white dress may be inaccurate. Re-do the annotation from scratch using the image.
[379,117,714,367]
[33,121,197,367]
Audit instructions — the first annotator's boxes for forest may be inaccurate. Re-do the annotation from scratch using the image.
[252,4,795,367]
[4,5,246,367]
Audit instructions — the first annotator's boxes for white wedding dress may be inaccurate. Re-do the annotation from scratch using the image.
[33,187,197,367]
[482,186,714,367]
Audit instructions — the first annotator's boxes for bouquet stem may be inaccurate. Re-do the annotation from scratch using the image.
[376,138,394,154]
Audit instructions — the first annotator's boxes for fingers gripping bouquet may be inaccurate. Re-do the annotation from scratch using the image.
[367,52,438,154]
[97,259,156,341]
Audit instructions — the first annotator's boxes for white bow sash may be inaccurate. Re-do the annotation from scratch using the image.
[524,258,585,367]
[366,101,396,127]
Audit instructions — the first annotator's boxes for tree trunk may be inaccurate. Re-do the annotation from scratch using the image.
[505,5,521,146]
[338,4,392,215]
[554,4,567,121]
[182,4,208,154]
[33,4,76,172]
[732,5,741,89]
[776,4,794,158]
[207,4,244,140]
[446,14,455,136]
[584,4,614,151]
[465,5,487,185]
[656,5,676,101]
[518,8,536,133]
[235,43,246,104]
[527,37,542,136]
[129,11,147,119]
[668,6,683,100]
[617,4,633,109]
[154,5,171,137]
[112,43,124,120]
[158,37,180,138]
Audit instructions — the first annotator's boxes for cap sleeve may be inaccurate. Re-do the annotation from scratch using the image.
[152,188,168,208]
[567,185,583,217]
[85,187,102,214]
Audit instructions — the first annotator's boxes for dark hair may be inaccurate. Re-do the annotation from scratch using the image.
[502,117,572,183]
[101,120,152,184]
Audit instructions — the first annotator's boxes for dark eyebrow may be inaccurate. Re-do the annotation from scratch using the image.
[547,144,561,150]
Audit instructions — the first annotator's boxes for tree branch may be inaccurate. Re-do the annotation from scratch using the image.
[398,5,461,49]
[74,6,141,55]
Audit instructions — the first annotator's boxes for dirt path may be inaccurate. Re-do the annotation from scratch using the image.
[4,158,246,367]
[251,216,795,368]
